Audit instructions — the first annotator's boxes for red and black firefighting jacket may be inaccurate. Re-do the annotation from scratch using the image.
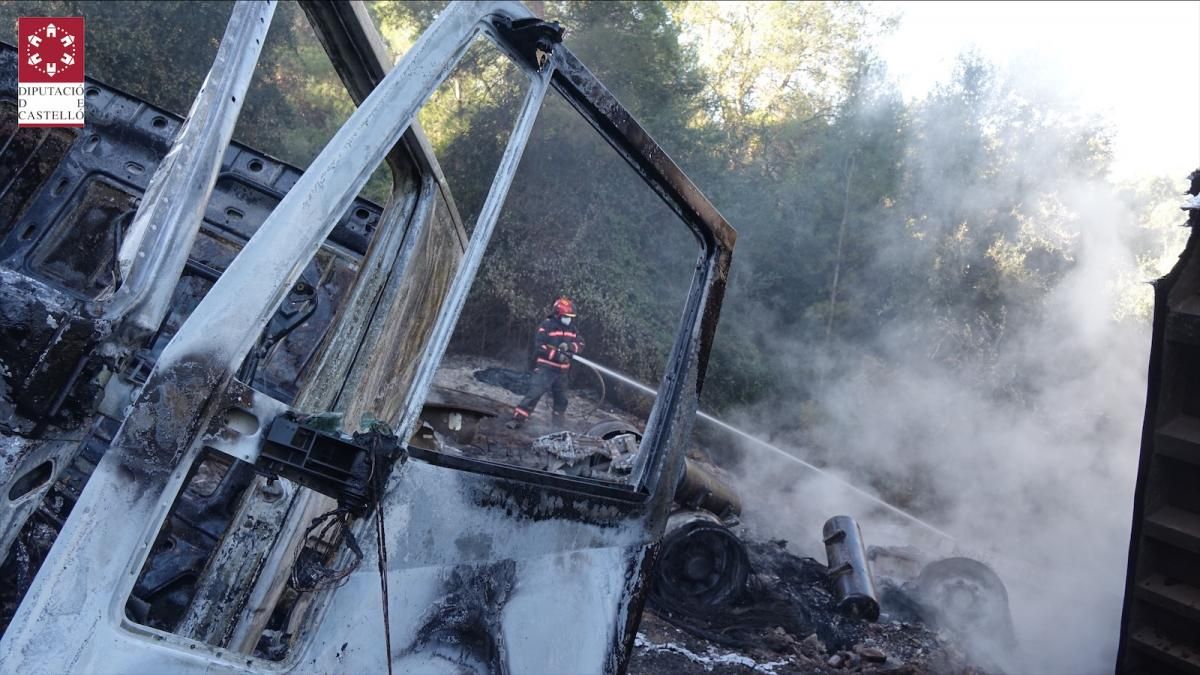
[532,316,584,371]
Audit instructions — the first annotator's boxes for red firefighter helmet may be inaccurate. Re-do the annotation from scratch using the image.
[553,296,576,318]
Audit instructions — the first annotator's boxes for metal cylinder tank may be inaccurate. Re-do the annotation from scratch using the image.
[674,458,743,521]
[823,515,880,621]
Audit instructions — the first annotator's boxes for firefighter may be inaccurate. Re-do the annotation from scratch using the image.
[506,296,585,430]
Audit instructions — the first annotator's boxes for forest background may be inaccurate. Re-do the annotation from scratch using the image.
[0,2,1194,670]
[0,0,1182,412]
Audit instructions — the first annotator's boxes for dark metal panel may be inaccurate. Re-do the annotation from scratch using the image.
[1118,176,1200,674]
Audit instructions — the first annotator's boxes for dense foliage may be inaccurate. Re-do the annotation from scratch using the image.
[0,0,1180,414]
[368,1,1173,415]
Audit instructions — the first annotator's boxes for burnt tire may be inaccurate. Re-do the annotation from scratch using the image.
[585,420,642,441]
[915,556,1017,649]
[652,511,749,609]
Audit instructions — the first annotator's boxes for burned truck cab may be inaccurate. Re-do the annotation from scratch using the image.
[0,2,735,673]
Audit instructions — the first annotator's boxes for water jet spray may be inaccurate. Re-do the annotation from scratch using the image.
[575,355,957,542]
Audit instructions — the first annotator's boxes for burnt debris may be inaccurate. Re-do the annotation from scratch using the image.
[257,414,404,516]
[639,538,997,675]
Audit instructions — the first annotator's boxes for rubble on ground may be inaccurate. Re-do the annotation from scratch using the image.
[632,539,989,674]
[433,355,1000,674]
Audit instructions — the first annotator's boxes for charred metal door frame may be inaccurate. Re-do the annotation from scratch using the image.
[0,2,736,672]
[0,4,549,672]
[0,0,274,571]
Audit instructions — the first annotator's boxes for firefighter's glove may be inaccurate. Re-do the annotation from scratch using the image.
[555,350,572,364]
[557,342,570,352]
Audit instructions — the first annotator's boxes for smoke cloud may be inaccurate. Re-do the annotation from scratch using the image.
[714,54,1184,675]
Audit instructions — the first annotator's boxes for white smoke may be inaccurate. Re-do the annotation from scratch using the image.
[715,54,1186,674]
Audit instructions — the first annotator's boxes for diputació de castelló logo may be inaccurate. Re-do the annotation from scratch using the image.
[18,16,85,128]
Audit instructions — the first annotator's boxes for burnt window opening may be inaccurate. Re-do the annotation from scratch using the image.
[104,19,447,663]
[414,35,531,238]
[181,33,543,664]
[327,31,534,437]
[414,83,701,489]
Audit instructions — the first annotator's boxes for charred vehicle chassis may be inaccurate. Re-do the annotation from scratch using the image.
[0,2,736,673]
[1117,172,1200,674]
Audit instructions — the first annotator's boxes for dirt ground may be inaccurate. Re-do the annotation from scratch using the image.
[429,354,658,472]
